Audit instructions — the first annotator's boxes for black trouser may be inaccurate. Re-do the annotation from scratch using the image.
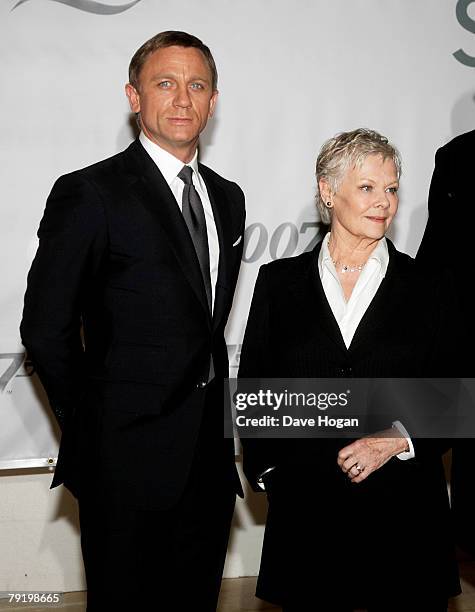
[79,386,236,612]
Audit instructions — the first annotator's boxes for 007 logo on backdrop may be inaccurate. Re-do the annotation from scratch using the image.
[12,0,143,14]
[243,221,321,264]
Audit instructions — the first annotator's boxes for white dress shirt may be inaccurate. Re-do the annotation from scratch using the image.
[319,232,414,460]
[139,132,220,312]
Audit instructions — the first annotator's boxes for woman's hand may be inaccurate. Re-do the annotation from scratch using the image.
[337,429,409,483]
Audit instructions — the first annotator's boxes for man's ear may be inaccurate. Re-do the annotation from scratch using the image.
[208,90,219,118]
[125,83,141,113]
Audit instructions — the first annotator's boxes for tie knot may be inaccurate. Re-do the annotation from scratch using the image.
[178,165,193,185]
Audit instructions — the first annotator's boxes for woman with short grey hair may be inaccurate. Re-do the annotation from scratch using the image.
[315,128,402,225]
[239,128,460,611]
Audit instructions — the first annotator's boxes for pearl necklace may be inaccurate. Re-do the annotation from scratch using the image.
[331,260,366,273]
[328,235,368,273]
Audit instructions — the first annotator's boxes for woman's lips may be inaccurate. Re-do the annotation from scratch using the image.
[366,216,387,223]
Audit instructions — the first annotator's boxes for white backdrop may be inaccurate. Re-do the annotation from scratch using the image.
[1,0,475,467]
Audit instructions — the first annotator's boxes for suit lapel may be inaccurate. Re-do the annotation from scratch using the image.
[199,164,233,331]
[124,140,211,322]
[308,243,348,353]
[309,239,405,356]
[348,240,402,353]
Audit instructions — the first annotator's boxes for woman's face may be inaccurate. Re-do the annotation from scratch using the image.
[326,154,399,242]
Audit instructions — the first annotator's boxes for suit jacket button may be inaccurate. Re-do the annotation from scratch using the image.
[337,367,353,377]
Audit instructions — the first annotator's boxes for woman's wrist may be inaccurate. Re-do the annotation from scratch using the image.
[390,428,410,455]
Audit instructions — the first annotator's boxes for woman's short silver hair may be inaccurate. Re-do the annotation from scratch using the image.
[315,128,402,225]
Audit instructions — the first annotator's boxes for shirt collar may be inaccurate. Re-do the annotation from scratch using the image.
[318,231,389,277]
[139,131,200,187]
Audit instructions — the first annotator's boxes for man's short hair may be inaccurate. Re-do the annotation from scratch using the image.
[129,30,218,91]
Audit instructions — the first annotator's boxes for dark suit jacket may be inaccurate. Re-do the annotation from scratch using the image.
[418,129,475,319]
[20,138,245,509]
[417,129,475,554]
[238,240,460,605]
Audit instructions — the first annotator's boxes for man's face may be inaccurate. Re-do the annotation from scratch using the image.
[126,45,218,161]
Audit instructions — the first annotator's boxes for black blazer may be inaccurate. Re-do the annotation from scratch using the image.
[240,239,460,485]
[418,129,475,302]
[418,129,475,306]
[417,129,475,554]
[21,139,245,509]
[238,239,460,605]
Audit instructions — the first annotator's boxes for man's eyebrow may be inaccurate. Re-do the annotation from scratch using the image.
[187,74,210,82]
[149,73,211,83]
[149,73,175,80]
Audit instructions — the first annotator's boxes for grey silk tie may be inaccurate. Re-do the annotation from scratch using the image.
[178,165,213,314]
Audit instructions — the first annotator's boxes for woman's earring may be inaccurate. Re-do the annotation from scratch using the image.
[325,201,333,209]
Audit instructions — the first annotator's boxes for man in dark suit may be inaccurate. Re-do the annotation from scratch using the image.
[20,31,245,611]
[417,129,475,556]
